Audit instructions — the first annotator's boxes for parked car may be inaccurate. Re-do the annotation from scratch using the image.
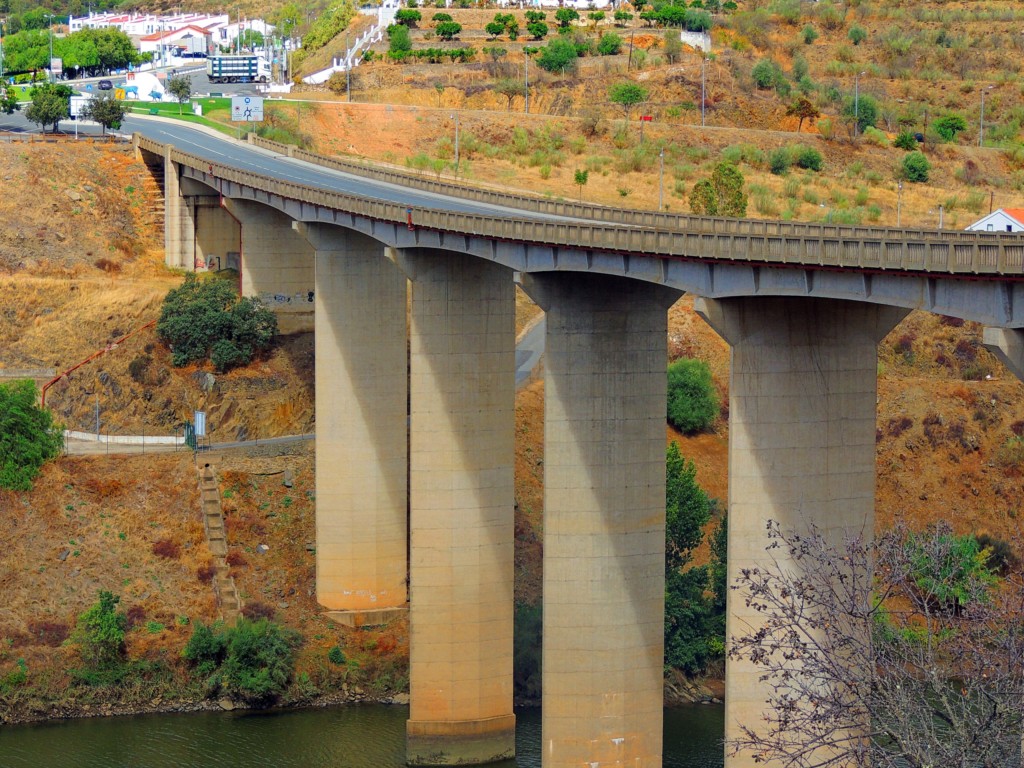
[98,79,113,90]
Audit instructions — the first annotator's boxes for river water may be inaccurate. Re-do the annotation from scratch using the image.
[0,704,724,767]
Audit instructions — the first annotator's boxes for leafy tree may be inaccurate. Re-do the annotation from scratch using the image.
[387,23,412,56]
[25,82,72,134]
[667,358,719,433]
[0,88,20,116]
[901,150,930,182]
[526,21,549,39]
[690,179,718,215]
[157,274,278,373]
[933,113,967,142]
[484,20,506,39]
[607,81,648,124]
[494,78,526,111]
[394,8,422,26]
[663,29,683,63]
[729,521,1023,767]
[555,7,579,27]
[847,23,867,45]
[573,168,588,200]
[786,96,820,132]
[614,10,634,25]
[751,58,784,90]
[536,37,578,73]
[712,161,747,217]
[682,9,712,32]
[893,130,918,150]
[237,29,265,49]
[525,10,546,23]
[663,444,725,675]
[596,32,622,55]
[587,10,606,26]
[843,92,878,134]
[80,91,127,134]
[1,29,50,74]
[435,21,462,40]
[166,74,192,116]
[271,3,302,37]
[0,379,62,491]
[72,591,127,669]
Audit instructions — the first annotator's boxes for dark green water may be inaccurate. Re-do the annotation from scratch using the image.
[0,705,724,767]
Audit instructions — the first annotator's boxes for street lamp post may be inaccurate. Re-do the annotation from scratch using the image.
[44,13,55,82]
[938,204,944,229]
[853,72,861,133]
[1,20,5,83]
[896,180,903,228]
[979,86,993,147]
[450,112,460,176]
[658,148,665,211]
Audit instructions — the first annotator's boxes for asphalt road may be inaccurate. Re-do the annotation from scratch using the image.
[124,116,579,221]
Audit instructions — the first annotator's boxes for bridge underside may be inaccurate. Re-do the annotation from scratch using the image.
[151,148,1024,768]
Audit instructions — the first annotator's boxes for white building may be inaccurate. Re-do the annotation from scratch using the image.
[965,208,1024,233]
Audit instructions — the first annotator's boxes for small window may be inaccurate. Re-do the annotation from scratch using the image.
[1008,225,1013,232]
[987,224,994,231]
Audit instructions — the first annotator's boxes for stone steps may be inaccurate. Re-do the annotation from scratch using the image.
[196,461,242,624]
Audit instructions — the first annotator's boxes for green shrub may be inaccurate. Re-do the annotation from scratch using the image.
[934,113,968,142]
[0,379,62,491]
[847,24,867,45]
[801,24,819,44]
[157,274,277,373]
[72,591,127,669]
[902,151,930,182]
[904,528,998,612]
[183,618,301,704]
[596,32,621,55]
[327,645,346,665]
[667,358,719,434]
[769,147,792,175]
[862,126,889,147]
[513,603,542,700]
[536,37,578,73]
[387,23,412,54]
[794,145,823,171]
[183,621,228,676]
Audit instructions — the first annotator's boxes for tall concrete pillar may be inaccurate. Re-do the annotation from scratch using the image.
[297,224,408,624]
[695,296,907,768]
[222,198,315,334]
[163,151,193,270]
[523,272,681,768]
[397,249,516,766]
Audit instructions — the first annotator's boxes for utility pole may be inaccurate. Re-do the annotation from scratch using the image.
[450,112,460,176]
[345,31,351,101]
[658,148,665,211]
[896,180,902,228]
[979,86,993,147]
[524,52,529,114]
[854,70,865,136]
[701,57,707,127]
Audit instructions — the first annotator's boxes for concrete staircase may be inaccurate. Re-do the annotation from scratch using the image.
[198,460,242,624]
[138,151,165,231]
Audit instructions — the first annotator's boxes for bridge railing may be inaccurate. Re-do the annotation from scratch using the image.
[244,134,1022,249]
[138,135,1024,276]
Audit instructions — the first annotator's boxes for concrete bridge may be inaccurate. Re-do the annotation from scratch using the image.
[133,124,1024,768]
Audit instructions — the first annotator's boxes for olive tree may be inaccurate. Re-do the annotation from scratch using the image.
[729,521,1024,768]
[607,81,648,127]
[166,74,192,116]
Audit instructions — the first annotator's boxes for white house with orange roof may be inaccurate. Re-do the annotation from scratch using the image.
[965,208,1024,233]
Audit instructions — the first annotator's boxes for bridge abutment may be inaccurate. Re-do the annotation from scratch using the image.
[524,272,681,768]
[222,198,315,334]
[696,296,906,768]
[300,224,409,623]
[398,249,517,766]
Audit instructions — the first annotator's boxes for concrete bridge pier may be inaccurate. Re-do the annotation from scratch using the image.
[162,153,225,271]
[396,249,517,766]
[696,296,907,768]
[523,272,681,768]
[221,198,315,334]
[298,224,409,625]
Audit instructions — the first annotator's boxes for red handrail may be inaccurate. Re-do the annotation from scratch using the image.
[40,319,158,407]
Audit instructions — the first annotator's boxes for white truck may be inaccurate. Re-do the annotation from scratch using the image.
[206,55,270,84]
